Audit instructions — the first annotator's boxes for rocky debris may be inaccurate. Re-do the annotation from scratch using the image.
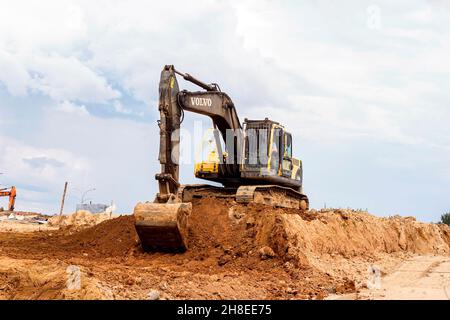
[259,246,275,260]
[246,216,256,229]
[147,290,160,300]
[218,253,233,266]
[229,206,245,221]
[335,278,356,294]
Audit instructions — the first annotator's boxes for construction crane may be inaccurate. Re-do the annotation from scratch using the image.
[0,186,16,212]
[134,65,308,251]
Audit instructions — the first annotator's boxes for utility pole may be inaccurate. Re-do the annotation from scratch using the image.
[59,181,68,216]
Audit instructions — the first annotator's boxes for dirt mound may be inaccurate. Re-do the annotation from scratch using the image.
[51,210,113,227]
[48,210,113,228]
[0,215,139,260]
[12,198,448,268]
[184,198,450,265]
[0,257,110,300]
[63,215,139,257]
[171,198,450,285]
[270,209,450,269]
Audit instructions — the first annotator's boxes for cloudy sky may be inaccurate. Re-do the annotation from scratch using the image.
[0,0,449,221]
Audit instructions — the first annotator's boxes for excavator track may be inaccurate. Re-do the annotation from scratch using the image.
[181,184,309,210]
[236,185,309,210]
[177,184,237,201]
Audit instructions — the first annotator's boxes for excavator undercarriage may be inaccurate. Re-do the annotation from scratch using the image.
[134,65,309,251]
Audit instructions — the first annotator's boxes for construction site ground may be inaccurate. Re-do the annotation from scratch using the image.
[0,197,449,300]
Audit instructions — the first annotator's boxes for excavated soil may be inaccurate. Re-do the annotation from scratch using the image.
[47,210,115,229]
[0,197,449,300]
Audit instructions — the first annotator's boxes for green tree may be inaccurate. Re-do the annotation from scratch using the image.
[440,212,450,226]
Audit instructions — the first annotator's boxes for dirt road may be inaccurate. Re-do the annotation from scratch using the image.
[330,255,450,300]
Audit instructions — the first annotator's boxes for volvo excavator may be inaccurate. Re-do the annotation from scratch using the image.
[134,65,309,251]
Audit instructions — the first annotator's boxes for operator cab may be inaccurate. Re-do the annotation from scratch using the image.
[242,118,297,178]
[194,118,302,189]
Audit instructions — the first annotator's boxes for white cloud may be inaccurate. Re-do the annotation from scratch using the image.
[0,1,118,104]
[57,100,89,116]
[28,54,120,103]
[0,50,120,103]
[0,136,90,184]
[0,1,87,51]
[0,50,30,96]
[113,100,143,116]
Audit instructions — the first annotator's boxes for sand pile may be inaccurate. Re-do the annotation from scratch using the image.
[0,215,138,260]
[48,210,113,228]
[269,209,450,268]
[63,215,139,257]
[164,198,450,273]
[0,256,110,300]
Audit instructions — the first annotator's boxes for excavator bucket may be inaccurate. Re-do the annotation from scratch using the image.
[133,202,192,251]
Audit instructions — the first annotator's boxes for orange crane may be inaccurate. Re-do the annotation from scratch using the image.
[0,186,16,211]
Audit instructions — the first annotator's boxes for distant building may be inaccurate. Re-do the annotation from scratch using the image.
[76,203,108,214]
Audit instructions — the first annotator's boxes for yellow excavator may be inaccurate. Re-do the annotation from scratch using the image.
[134,65,308,251]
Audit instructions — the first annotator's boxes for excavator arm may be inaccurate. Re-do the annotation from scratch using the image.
[155,65,242,203]
[135,65,243,250]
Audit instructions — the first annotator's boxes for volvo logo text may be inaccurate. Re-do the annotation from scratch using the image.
[191,97,212,107]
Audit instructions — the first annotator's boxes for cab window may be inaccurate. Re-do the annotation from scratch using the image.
[285,133,292,158]
[271,128,282,171]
